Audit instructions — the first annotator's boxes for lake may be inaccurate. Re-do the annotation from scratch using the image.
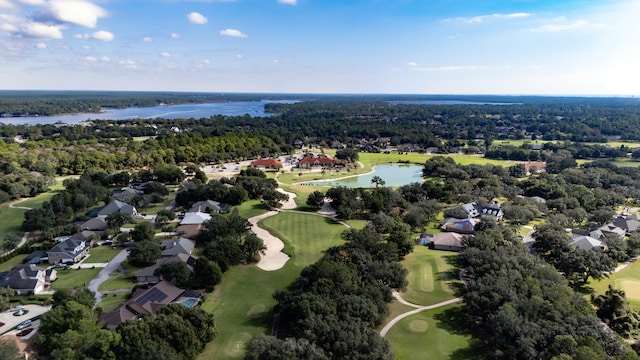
[0,100,298,125]
[306,164,423,188]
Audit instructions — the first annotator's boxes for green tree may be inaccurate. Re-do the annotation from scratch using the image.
[592,285,640,338]
[306,190,326,209]
[155,261,191,287]
[371,175,386,187]
[0,340,20,360]
[243,233,266,262]
[130,222,155,242]
[128,240,161,267]
[191,256,222,291]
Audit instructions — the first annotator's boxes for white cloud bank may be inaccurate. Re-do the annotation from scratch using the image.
[530,19,589,32]
[445,12,531,24]
[277,0,297,5]
[45,0,108,28]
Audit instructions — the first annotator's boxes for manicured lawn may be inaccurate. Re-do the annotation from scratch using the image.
[86,246,122,263]
[99,275,136,292]
[0,205,27,248]
[198,212,348,359]
[0,254,26,272]
[611,159,640,168]
[344,219,369,229]
[98,291,131,312]
[51,268,102,290]
[591,257,640,309]
[16,192,56,210]
[385,304,476,360]
[400,247,459,306]
[234,200,268,219]
[259,212,347,266]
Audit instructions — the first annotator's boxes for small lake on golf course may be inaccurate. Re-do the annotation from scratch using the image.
[306,164,423,188]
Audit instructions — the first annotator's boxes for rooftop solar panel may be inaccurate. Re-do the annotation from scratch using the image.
[136,287,168,306]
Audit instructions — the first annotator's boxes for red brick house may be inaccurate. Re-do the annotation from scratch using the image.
[250,159,282,169]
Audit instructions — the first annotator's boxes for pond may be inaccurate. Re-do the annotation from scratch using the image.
[305,164,423,188]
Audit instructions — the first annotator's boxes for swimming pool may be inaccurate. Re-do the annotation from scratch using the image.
[180,298,199,308]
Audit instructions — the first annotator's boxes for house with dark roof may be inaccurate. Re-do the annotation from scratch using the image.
[176,224,203,240]
[613,216,640,234]
[135,254,198,284]
[189,200,228,214]
[440,218,479,234]
[298,157,340,169]
[80,217,109,232]
[250,159,282,169]
[22,250,48,265]
[97,200,137,218]
[112,188,143,203]
[430,233,470,252]
[0,265,54,295]
[571,235,605,251]
[70,230,99,242]
[161,238,195,257]
[47,238,90,264]
[99,280,186,329]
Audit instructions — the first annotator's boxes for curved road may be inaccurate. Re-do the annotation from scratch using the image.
[87,248,129,305]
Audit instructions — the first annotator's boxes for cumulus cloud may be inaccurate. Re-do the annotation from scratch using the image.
[220,28,247,38]
[42,0,109,28]
[35,42,46,48]
[21,22,64,39]
[187,12,207,24]
[277,0,297,5]
[445,12,531,24]
[235,53,243,59]
[143,36,152,42]
[91,30,113,41]
[1,23,19,32]
[530,19,588,32]
[85,56,96,62]
[160,51,170,57]
[410,64,488,72]
[171,32,180,39]
[119,59,137,69]
[408,61,417,67]
[100,55,109,62]
[0,0,17,10]
[21,0,45,5]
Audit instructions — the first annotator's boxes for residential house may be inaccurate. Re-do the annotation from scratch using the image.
[298,157,340,169]
[175,224,203,240]
[135,254,198,284]
[571,234,606,251]
[189,200,227,214]
[70,230,99,243]
[0,265,54,295]
[47,238,90,264]
[440,218,479,235]
[99,280,186,329]
[250,159,282,169]
[180,212,211,225]
[97,200,137,218]
[459,202,504,220]
[430,233,470,252]
[522,161,547,175]
[22,250,48,265]
[112,188,143,203]
[80,217,109,232]
[590,223,626,239]
[613,216,640,234]
[161,238,195,257]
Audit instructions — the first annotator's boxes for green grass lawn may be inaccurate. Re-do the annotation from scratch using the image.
[590,257,640,309]
[0,205,27,248]
[0,254,26,272]
[99,275,136,292]
[51,268,102,290]
[385,304,476,360]
[400,247,459,306]
[198,212,348,360]
[234,200,268,219]
[86,246,122,263]
[259,212,347,266]
[98,291,131,312]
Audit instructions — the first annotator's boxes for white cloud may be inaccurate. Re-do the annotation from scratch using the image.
[235,53,243,59]
[411,65,488,72]
[85,56,97,62]
[35,42,46,48]
[445,12,531,24]
[21,22,64,39]
[143,36,152,42]
[187,12,207,24]
[160,51,171,57]
[0,0,16,10]
[100,56,109,62]
[530,19,588,32]
[74,33,88,39]
[45,0,108,28]
[220,28,247,38]
[277,0,297,5]
[82,44,92,49]
[171,32,180,39]
[408,61,417,67]
[119,59,137,69]
[20,0,45,5]
[91,30,114,41]
[1,23,19,32]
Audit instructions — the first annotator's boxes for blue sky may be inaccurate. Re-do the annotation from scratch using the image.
[1,0,638,95]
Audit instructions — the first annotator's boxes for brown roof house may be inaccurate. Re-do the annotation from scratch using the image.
[430,233,470,252]
[250,159,282,169]
[99,280,186,329]
[298,157,339,169]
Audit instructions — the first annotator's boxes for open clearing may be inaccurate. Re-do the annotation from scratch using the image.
[400,247,458,306]
[591,258,640,308]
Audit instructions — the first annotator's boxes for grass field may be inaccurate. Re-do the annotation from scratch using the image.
[86,246,122,263]
[99,275,136,292]
[0,205,27,248]
[52,268,102,290]
[198,212,348,359]
[234,200,268,219]
[98,291,131,312]
[400,247,459,306]
[590,258,640,309]
[385,304,476,360]
[0,255,25,272]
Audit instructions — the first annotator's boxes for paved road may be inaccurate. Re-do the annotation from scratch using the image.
[87,248,129,305]
[379,294,463,337]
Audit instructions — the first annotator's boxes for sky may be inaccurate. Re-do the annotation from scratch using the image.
[0,0,639,95]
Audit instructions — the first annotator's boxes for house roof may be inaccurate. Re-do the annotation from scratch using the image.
[298,157,336,165]
[136,253,198,278]
[250,159,282,167]
[0,265,44,291]
[571,235,605,251]
[47,238,88,259]
[180,212,211,225]
[160,238,195,257]
[176,224,203,239]
[613,217,640,232]
[97,200,137,217]
[189,200,222,213]
[80,217,108,231]
[431,233,468,248]
[70,230,98,242]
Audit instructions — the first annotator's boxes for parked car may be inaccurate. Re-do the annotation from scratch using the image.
[16,319,31,330]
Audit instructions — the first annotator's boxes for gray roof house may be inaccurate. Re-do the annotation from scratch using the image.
[189,200,227,214]
[112,188,143,203]
[460,202,504,220]
[80,217,109,231]
[0,264,54,295]
[97,200,137,218]
[571,235,606,251]
[613,217,640,234]
[47,238,90,264]
[161,238,195,257]
[180,212,211,225]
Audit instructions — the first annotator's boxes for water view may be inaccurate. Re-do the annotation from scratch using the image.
[306,164,423,188]
[0,100,298,125]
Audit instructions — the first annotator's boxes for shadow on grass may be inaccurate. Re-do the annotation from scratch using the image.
[433,306,485,360]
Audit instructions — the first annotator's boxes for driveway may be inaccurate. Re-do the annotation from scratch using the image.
[0,305,51,335]
[87,248,129,305]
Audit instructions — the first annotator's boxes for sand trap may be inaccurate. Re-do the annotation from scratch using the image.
[254,188,297,271]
